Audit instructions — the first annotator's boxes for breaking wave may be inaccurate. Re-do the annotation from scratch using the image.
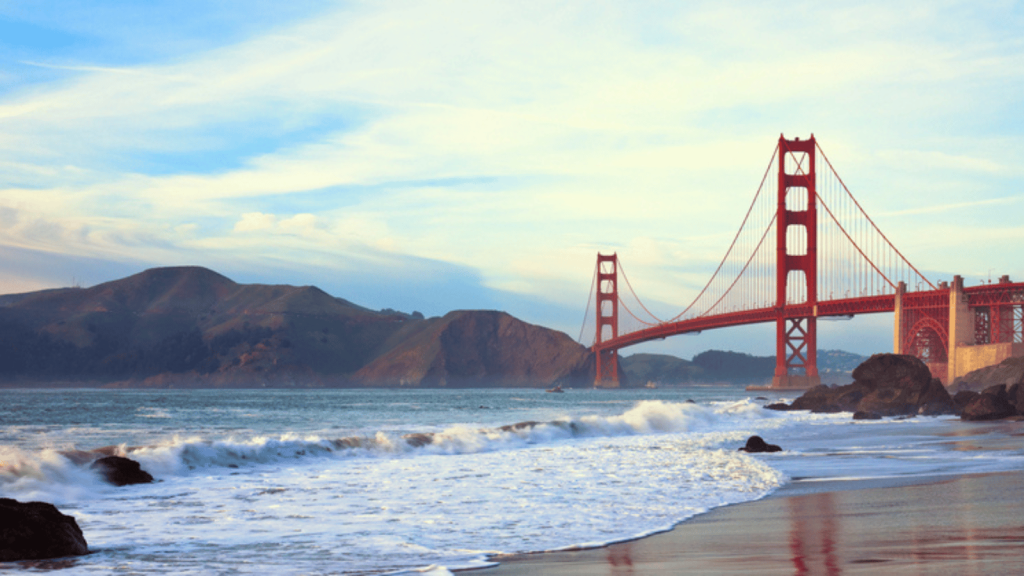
[1,399,786,501]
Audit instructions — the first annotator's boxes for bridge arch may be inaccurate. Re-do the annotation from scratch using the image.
[903,317,948,365]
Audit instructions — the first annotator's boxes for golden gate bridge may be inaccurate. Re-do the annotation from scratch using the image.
[581,135,1024,389]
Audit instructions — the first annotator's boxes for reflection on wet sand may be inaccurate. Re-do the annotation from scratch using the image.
[788,492,839,575]
[479,472,1024,575]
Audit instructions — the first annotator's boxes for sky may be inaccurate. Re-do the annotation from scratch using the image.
[1,0,1023,359]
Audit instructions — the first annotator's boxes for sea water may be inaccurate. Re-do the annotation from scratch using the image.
[2,387,1023,575]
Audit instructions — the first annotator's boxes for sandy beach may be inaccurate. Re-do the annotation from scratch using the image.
[472,471,1024,575]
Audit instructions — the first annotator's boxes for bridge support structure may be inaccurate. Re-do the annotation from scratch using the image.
[898,275,1024,385]
[772,135,821,389]
[594,253,620,388]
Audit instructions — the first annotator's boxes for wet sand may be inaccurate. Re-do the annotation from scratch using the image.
[470,472,1024,575]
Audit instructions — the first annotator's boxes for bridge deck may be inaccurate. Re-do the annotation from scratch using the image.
[595,282,1024,353]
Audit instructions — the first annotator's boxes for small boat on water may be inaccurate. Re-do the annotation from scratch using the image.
[546,385,564,393]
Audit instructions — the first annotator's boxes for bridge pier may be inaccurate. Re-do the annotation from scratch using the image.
[771,317,821,389]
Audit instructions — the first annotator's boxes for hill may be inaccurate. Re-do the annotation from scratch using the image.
[354,310,592,387]
[621,349,867,385]
[0,267,595,388]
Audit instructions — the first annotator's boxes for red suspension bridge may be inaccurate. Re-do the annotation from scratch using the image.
[582,135,1024,389]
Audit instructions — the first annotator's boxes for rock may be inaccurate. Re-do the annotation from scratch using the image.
[961,393,1018,421]
[788,384,859,413]
[951,356,1024,392]
[773,354,956,419]
[764,402,791,411]
[852,353,933,391]
[1009,383,1024,414]
[90,456,154,486]
[917,378,959,415]
[952,390,979,412]
[499,421,541,432]
[981,384,1008,401]
[402,433,434,448]
[852,411,882,420]
[0,498,89,561]
[738,435,782,453]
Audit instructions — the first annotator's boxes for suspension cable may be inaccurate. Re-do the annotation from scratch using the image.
[617,259,666,324]
[816,192,896,290]
[666,146,780,322]
[700,212,778,316]
[577,260,598,344]
[816,143,936,290]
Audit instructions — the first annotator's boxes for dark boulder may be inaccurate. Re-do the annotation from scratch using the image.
[1009,383,1024,414]
[90,456,154,486]
[917,378,959,415]
[0,498,89,561]
[852,411,882,420]
[981,384,1009,401]
[770,354,956,419]
[961,393,1018,421]
[738,435,782,453]
[851,353,933,391]
[788,384,860,413]
[402,433,434,448]
[952,390,979,412]
[856,387,913,417]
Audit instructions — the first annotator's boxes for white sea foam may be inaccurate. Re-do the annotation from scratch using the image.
[0,399,833,501]
[4,393,1023,575]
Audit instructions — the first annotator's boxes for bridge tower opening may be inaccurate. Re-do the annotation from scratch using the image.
[773,135,822,389]
[594,253,620,388]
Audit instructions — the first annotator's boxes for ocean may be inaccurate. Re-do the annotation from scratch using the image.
[2,386,1023,575]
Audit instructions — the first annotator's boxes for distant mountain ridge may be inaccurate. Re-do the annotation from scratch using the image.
[0,266,593,388]
[0,266,868,389]
[621,349,867,385]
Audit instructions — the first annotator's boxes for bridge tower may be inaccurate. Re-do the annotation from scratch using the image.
[773,135,822,389]
[594,253,620,387]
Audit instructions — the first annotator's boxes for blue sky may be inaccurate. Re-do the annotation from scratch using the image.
[2,1,1023,358]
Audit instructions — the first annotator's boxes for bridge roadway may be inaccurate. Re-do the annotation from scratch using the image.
[597,293,897,351]
[596,280,1024,386]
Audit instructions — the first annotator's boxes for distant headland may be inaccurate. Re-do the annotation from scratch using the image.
[0,266,861,389]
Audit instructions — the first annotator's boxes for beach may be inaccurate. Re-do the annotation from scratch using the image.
[475,470,1024,575]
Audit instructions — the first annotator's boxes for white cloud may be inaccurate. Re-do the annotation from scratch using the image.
[233,212,277,232]
[0,0,1023,344]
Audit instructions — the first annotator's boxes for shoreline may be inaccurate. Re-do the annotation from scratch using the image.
[466,470,1024,575]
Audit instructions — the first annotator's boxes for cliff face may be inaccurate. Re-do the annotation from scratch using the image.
[354,310,593,388]
[0,267,593,388]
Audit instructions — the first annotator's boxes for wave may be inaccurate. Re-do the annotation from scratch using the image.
[1,399,785,500]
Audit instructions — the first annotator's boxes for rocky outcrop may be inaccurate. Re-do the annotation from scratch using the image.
[738,436,782,453]
[852,411,882,420]
[960,383,1024,421]
[90,456,154,486]
[952,356,1024,392]
[952,390,979,412]
[0,499,88,561]
[768,354,956,418]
